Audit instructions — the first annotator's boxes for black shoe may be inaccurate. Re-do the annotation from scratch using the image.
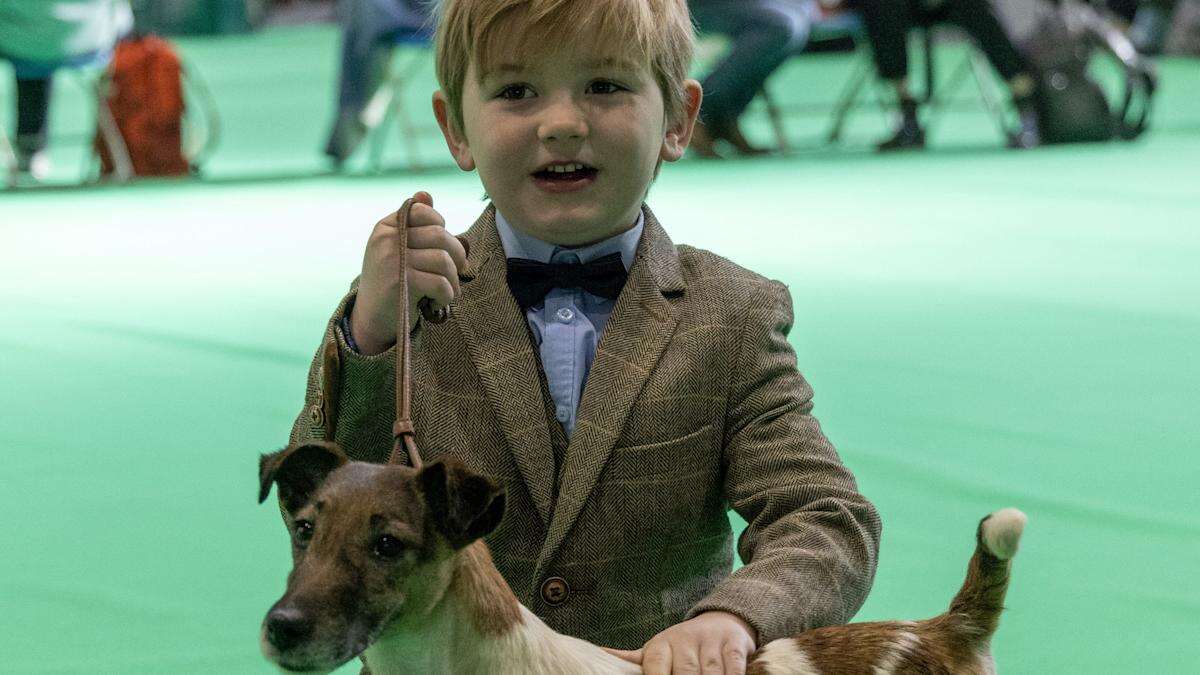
[323,111,367,165]
[876,97,924,152]
[876,123,925,152]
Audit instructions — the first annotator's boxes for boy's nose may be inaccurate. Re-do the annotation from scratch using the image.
[538,98,588,143]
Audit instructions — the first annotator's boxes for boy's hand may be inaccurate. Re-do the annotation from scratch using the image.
[602,611,757,675]
[349,191,467,355]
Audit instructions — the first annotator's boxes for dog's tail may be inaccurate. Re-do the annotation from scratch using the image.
[943,507,1027,643]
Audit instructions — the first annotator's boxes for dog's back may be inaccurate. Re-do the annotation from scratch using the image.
[748,508,1026,675]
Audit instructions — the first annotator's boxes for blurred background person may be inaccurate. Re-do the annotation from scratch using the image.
[854,0,1041,151]
[0,0,133,179]
[688,0,813,158]
[322,0,432,165]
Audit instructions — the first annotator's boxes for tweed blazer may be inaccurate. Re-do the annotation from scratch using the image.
[288,204,881,649]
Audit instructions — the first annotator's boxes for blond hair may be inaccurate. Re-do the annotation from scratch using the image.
[434,0,695,134]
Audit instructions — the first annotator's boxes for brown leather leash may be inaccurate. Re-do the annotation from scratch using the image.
[386,197,467,469]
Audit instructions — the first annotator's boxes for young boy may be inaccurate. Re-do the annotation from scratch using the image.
[288,1,881,672]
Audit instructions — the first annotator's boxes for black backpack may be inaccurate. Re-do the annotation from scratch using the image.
[1019,0,1158,144]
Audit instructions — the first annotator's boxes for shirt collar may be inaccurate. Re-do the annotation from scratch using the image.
[495,207,644,272]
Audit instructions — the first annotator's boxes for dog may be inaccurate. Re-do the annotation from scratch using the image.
[258,441,1026,674]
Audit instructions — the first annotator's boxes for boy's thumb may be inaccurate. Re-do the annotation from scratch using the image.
[600,647,643,664]
[412,191,433,207]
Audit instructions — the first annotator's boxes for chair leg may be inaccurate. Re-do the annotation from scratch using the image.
[759,86,789,153]
[967,50,1010,139]
[96,96,134,182]
[0,123,17,187]
[364,77,397,172]
[394,54,425,171]
[394,89,422,171]
[827,49,872,144]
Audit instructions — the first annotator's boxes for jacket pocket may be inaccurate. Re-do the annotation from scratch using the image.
[605,423,718,479]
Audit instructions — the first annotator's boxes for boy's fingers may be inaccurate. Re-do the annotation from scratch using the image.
[599,647,642,664]
[407,268,455,308]
[407,227,468,272]
[699,641,725,675]
[408,248,461,297]
[723,641,749,675]
[375,198,438,232]
[642,642,673,675]
[408,202,445,229]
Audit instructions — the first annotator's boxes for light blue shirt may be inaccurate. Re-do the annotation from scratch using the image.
[495,209,644,439]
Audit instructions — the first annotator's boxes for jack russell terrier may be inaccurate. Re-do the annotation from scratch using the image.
[259,441,1026,674]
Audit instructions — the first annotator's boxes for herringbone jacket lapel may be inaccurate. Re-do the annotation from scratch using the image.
[535,206,685,578]
[454,206,556,525]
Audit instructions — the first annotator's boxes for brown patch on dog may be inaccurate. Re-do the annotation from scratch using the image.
[452,541,525,637]
[417,460,507,549]
[747,512,1022,675]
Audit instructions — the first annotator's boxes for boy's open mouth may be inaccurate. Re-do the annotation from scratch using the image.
[531,162,598,193]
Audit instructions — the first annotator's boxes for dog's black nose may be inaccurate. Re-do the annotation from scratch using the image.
[266,605,314,652]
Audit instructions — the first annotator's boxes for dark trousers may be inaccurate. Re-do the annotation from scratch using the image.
[689,0,812,128]
[15,76,53,154]
[856,0,1029,84]
[325,0,431,157]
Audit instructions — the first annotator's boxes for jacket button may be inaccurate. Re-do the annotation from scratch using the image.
[540,577,570,606]
[309,404,324,426]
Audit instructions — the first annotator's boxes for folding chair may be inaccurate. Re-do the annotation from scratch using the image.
[362,27,434,172]
[1,51,133,187]
[759,7,1011,150]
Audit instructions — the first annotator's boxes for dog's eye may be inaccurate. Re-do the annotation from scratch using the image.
[294,519,314,544]
[373,534,405,559]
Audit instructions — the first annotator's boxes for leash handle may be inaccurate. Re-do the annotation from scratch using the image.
[388,198,431,468]
[386,197,469,467]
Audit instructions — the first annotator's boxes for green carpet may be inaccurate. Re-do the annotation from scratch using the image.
[1,24,1198,673]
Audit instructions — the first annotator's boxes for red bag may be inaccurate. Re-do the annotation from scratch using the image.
[96,35,189,177]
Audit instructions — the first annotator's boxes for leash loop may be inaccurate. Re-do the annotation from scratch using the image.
[388,198,442,469]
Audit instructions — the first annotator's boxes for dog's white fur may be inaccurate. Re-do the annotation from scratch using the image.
[753,640,820,675]
[982,508,1026,560]
[363,603,639,675]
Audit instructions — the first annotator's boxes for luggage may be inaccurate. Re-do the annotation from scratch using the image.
[1017,0,1157,143]
[95,34,190,177]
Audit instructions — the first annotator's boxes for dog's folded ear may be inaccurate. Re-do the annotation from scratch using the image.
[258,441,349,514]
[417,460,506,549]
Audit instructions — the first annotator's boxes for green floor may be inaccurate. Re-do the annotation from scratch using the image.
[2,24,1198,674]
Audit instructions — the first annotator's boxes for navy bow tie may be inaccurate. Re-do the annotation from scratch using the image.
[505,252,628,310]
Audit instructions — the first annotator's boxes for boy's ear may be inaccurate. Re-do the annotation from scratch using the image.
[433,90,476,171]
[417,460,506,549]
[661,79,703,163]
[258,441,348,515]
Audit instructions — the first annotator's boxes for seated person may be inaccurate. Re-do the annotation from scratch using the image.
[323,0,433,165]
[853,0,1041,150]
[0,0,132,179]
[688,0,814,157]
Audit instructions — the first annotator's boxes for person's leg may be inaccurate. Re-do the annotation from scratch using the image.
[855,0,926,150]
[15,75,53,174]
[325,0,422,162]
[690,0,810,156]
[937,0,1040,147]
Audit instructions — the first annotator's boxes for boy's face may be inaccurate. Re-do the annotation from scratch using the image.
[435,31,701,247]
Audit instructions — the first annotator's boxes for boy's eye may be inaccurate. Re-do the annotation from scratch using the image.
[497,84,533,100]
[588,80,624,95]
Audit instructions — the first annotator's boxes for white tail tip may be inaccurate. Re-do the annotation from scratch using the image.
[981,508,1027,560]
